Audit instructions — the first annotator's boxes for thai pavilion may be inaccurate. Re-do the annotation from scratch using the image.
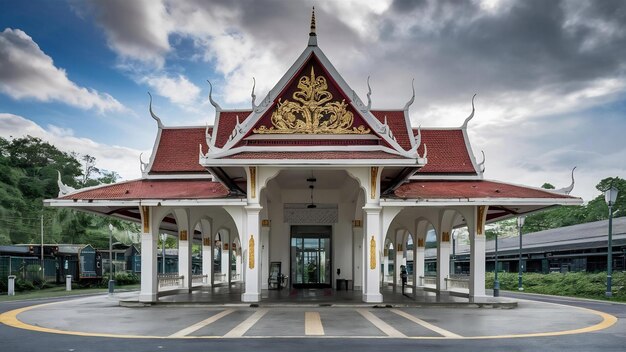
[45,11,581,303]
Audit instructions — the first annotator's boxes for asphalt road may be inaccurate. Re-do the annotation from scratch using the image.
[1,292,624,352]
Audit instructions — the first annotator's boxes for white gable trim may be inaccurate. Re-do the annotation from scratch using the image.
[207,45,421,159]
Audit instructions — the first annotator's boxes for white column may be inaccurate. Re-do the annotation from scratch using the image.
[261,224,270,289]
[202,236,212,286]
[363,205,383,303]
[469,206,488,298]
[139,206,158,303]
[221,232,229,284]
[352,225,363,290]
[174,209,191,290]
[383,252,389,281]
[415,242,425,287]
[396,244,405,287]
[242,205,262,302]
[437,232,451,292]
[235,250,242,282]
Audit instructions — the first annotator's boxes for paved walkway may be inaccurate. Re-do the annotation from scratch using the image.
[0,290,616,340]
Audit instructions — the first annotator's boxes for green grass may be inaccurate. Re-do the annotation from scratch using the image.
[486,271,626,302]
[0,284,139,302]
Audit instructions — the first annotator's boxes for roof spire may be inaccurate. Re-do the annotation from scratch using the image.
[308,6,317,46]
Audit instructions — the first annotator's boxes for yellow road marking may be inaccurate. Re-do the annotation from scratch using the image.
[356,309,406,337]
[223,309,268,338]
[391,309,461,338]
[305,312,324,336]
[169,309,234,337]
[0,300,618,340]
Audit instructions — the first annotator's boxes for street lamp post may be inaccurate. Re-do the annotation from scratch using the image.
[494,231,500,297]
[518,216,526,291]
[604,186,618,298]
[108,223,115,294]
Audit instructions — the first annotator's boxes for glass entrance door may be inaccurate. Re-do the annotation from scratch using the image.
[291,226,331,288]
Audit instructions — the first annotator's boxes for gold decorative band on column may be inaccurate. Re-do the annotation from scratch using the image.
[397,244,403,251]
[249,166,256,199]
[417,238,425,247]
[477,205,486,235]
[384,248,389,257]
[261,219,271,227]
[203,237,211,246]
[352,219,362,228]
[248,234,255,269]
[141,206,150,233]
[441,231,450,242]
[179,230,188,241]
[223,243,229,250]
[369,235,376,270]
[370,167,378,199]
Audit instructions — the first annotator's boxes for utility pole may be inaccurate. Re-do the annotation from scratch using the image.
[41,213,44,282]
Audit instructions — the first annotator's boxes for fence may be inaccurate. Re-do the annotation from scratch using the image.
[445,275,470,290]
[157,273,184,289]
[1,256,59,292]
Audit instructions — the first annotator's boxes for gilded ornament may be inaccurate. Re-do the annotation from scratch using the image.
[370,166,378,199]
[141,206,150,233]
[477,205,486,235]
[253,67,370,134]
[248,235,255,269]
[369,235,376,270]
[249,167,256,199]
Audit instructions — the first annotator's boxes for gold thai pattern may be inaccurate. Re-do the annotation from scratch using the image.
[441,231,450,242]
[370,166,378,199]
[369,235,376,270]
[249,166,256,199]
[248,234,255,269]
[417,238,425,247]
[179,230,188,241]
[477,205,486,235]
[253,67,370,134]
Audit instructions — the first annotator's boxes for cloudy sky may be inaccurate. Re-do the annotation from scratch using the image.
[1,0,625,201]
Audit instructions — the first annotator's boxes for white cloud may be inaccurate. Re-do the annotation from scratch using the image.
[66,0,626,201]
[0,28,125,113]
[0,113,144,181]
[141,74,200,105]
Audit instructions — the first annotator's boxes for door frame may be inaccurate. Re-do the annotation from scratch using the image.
[290,225,332,289]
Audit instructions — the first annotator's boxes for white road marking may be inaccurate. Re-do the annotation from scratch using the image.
[169,309,235,337]
[305,312,325,335]
[356,309,406,337]
[390,309,462,338]
[223,309,269,338]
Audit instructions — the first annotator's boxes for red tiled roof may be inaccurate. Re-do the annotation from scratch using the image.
[415,129,476,174]
[223,151,408,160]
[394,180,574,199]
[371,110,411,149]
[150,128,208,174]
[215,111,252,148]
[61,179,229,200]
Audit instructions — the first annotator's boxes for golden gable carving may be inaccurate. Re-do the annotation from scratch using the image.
[253,67,371,134]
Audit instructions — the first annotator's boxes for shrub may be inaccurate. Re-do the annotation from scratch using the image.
[486,271,626,301]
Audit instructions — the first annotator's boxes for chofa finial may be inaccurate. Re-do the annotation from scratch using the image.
[556,166,577,195]
[366,76,372,110]
[57,170,76,197]
[403,79,415,111]
[251,77,257,110]
[147,92,163,129]
[461,94,477,129]
[207,80,222,111]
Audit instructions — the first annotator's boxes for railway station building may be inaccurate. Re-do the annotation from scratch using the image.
[45,12,582,303]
